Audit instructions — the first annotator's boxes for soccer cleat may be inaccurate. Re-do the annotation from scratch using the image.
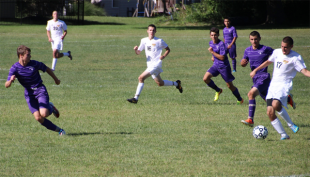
[290,124,299,133]
[176,80,183,93]
[68,51,72,60]
[59,129,66,136]
[127,98,138,104]
[287,94,296,109]
[241,118,254,127]
[232,70,236,73]
[214,88,222,101]
[280,134,290,140]
[237,98,244,105]
[49,102,60,118]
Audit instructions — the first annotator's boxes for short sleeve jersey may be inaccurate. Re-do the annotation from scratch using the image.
[223,26,238,44]
[138,37,168,67]
[7,60,47,89]
[46,19,67,40]
[243,45,274,75]
[269,49,306,83]
[209,40,230,68]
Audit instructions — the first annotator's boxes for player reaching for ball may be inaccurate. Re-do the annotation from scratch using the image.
[250,36,310,140]
[127,24,183,104]
[5,45,65,136]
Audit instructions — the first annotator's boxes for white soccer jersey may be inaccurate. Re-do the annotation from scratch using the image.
[138,37,168,68]
[269,49,306,83]
[46,19,67,40]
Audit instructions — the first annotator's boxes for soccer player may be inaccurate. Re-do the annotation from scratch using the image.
[46,11,72,71]
[241,31,296,127]
[203,27,243,104]
[5,45,65,135]
[223,18,238,72]
[250,36,310,140]
[127,24,183,104]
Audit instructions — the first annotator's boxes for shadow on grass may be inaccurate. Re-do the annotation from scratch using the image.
[67,132,133,136]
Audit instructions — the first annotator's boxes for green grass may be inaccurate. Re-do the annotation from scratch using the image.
[0,16,310,176]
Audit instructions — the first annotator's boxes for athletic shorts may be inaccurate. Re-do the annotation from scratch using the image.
[252,74,271,100]
[207,64,235,83]
[266,81,292,108]
[51,39,63,50]
[145,65,163,79]
[226,43,237,59]
[24,85,52,114]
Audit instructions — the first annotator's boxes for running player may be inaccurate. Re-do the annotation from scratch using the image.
[223,18,238,72]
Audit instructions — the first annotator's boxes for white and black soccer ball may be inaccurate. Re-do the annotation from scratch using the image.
[253,125,268,140]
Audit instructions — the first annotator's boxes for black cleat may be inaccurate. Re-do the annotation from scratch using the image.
[68,51,72,60]
[127,98,138,104]
[176,80,183,93]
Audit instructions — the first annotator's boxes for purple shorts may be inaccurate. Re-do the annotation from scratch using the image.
[252,74,271,100]
[226,43,237,59]
[207,64,235,83]
[24,85,52,114]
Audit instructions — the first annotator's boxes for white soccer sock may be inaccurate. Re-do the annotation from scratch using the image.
[271,118,287,136]
[52,58,57,70]
[277,108,294,127]
[134,83,144,99]
[163,80,177,86]
[63,52,69,56]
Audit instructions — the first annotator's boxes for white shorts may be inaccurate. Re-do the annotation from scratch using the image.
[266,81,292,108]
[145,65,163,79]
[51,39,63,50]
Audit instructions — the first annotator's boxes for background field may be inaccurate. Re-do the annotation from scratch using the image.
[0,17,310,176]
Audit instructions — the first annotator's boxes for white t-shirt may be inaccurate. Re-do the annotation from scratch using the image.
[269,49,306,84]
[138,37,168,68]
[46,19,67,40]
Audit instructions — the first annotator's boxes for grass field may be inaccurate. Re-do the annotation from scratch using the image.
[1,17,310,176]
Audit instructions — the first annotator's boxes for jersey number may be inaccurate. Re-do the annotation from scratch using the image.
[276,62,282,68]
[53,26,59,30]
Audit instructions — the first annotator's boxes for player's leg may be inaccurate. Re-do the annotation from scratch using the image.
[154,74,183,93]
[127,70,151,103]
[267,99,290,140]
[203,68,222,101]
[229,44,237,72]
[226,82,243,104]
[241,87,260,126]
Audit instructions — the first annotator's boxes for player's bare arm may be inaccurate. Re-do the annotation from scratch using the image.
[47,30,53,42]
[160,46,170,60]
[250,60,272,78]
[5,75,16,88]
[228,37,237,49]
[61,30,67,40]
[208,47,225,60]
[300,68,310,77]
[241,59,248,67]
[134,46,141,55]
[46,68,60,85]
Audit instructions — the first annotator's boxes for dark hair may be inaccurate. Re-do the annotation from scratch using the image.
[148,24,156,31]
[283,36,294,46]
[210,27,219,34]
[17,45,31,58]
[249,31,261,38]
[223,17,230,21]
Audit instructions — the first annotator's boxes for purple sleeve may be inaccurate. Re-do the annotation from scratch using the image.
[7,65,16,81]
[35,61,47,72]
[243,49,249,61]
[233,27,238,38]
[219,42,226,56]
[267,47,274,56]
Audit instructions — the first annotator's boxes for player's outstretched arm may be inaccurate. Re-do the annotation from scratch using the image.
[134,46,141,55]
[300,69,310,78]
[46,68,60,85]
[250,60,272,78]
[160,47,170,60]
[5,75,16,88]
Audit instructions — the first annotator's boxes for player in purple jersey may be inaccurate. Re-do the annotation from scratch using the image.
[241,31,296,127]
[223,18,238,72]
[203,27,243,104]
[5,45,65,136]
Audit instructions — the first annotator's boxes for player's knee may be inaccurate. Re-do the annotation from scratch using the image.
[34,115,44,123]
[138,76,144,82]
[158,82,164,86]
[247,92,254,99]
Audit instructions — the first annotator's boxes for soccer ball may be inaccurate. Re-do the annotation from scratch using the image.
[253,125,268,140]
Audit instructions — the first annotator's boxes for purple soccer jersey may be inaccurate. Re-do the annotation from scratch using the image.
[7,60,51,113]
[223,26,238,44]
[243,45,274,97]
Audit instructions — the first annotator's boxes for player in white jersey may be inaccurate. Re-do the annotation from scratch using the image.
[46,11,72,71]
[250,36,310,140]
[127,24,183,104]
